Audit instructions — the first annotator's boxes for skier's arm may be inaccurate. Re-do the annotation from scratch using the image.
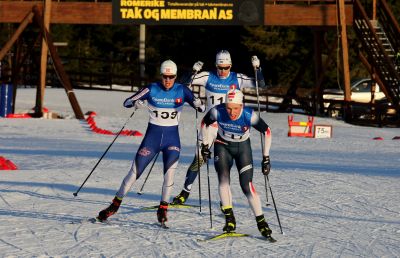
[183,85,205,112]
[123,86,150,108]
[237,69,266,89]
[251,112,271,157]
[185,71,210,89]
[200,108,218,146]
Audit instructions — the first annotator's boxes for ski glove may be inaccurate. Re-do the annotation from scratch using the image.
[261,156,271,175]
[124,99,144,109]
[193,61,204,72]
[201,144,211,160]
[193,98,206,113]
[196,105,206,113]
[251,56,260,69]
[134,100,145,110]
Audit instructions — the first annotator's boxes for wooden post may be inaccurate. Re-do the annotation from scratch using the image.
[373,0,377,20]
[338,0,352,120]
[11,39,23,114]
[313,28,323,115]
[36,0,52,117]
[0,12,33,61]
[32,6,84,119]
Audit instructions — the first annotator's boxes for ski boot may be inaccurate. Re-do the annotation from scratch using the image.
[171,190,189,205]
[256,215,272,238]
[219,202,224,213]
[222,207,236,232]
[157,201,168,223]
[97,196,122,222]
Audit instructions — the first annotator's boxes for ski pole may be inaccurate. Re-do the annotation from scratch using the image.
[206,156,213,229]
[137,152,160,195]
[189,61,204,213]
[266,174,283,234]
[196,110,202,213]
[73,110,136,197]
[252,56,283,233]
[252,56,270,206]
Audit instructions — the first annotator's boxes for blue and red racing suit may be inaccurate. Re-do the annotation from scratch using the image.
[201,104,271,217]
[180,69,266,192]
[115,82,204,202]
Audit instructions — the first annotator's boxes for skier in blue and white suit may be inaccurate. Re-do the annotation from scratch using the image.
[200,89,273,239]
[173,50,268,205]
[97,60,205,224]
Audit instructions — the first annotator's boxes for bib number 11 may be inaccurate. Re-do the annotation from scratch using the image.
[209,96,224,105]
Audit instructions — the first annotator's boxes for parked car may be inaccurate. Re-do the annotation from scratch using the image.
[323,78,386,117]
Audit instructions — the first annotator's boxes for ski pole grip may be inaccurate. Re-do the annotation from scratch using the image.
[251,56,260,69]
[193,61,204,72]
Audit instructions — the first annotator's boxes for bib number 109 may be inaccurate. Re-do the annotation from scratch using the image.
[153,110,178,119]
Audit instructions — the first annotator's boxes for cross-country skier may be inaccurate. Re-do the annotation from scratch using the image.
[200,88,273,239]
[97,60,205,225]
[172,50,267,205]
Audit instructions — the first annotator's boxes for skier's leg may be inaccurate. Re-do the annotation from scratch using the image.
[98,127,160,221]
[173,124,218,204]
[214,141,236,232]
[161,148,180,203]
[214,141,234,207]
[235,139,263,217]
[115,139,159,199]
[157,128,181,223]
[235,140,272,237]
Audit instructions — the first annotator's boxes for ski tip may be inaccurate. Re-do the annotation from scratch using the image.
[160,222,169,229]
[198,232,250,242]
[88,217,100,223]
[90,217,109,224]
[263,234,277,242]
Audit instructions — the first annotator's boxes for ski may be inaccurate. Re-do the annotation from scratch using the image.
[197,232,277,242]
[264,235,277,243]
[141,203,200,210]
[88,217,112,225]
[197,232,249,242]
[72,217,119,227]
[159,222,169,229]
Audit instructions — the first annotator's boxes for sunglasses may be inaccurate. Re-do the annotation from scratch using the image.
[162,75,176,80]
[217,66,231,71]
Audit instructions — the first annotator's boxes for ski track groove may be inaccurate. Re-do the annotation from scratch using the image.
[60,231,101,256]
[0,238,31,256]
[223,238,235,257]
[109,247,128,258]
[334,241,347,258]
[306,242,316,258]
[366,237,378,256]
[0,189,13,208]
[25,223,49,256]
[8,195,50,258]
[73,223,85,242]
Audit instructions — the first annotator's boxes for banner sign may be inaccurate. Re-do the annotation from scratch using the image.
[112,0,264,25]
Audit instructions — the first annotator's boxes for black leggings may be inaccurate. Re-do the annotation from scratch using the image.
[214,137,254,197]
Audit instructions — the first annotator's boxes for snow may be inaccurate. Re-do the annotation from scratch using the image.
[1,88,399,257]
